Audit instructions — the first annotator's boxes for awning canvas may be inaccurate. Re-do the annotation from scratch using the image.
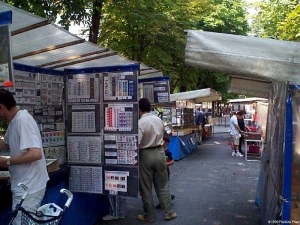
[170,88,221,103]
[185,30,300,84]
[0,2,161,76]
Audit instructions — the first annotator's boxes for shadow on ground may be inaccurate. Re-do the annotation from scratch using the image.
[97,133,261,225]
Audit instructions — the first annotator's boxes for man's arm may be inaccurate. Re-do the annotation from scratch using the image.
[234,124,242,133]
[0,148,42,167]
[166,159,175,167]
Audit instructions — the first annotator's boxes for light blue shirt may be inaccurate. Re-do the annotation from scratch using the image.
[230,115,239,135]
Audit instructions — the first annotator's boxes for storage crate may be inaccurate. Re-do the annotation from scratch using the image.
[244,132,261,140]
[248,145,260,154]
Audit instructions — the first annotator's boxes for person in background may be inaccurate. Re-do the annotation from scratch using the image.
[0,89,49,225]
[195,107,206,131]
[138,98,177,223]
[230,110,245,157]
[102,195,127,221]
[195,107,207,143]
[156,133,175,209]
[163,133,175,184]
[237,110,249,156]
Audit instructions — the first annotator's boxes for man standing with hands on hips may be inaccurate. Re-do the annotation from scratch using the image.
[137,97,177,223]
[0,89,49,225]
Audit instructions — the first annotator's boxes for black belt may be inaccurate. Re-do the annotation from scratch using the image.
[140,145,162,150]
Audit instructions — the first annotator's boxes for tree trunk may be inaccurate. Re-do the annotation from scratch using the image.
[89,0,104,44]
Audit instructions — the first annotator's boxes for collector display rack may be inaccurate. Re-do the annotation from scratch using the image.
[9,63,140,198]
[138,76,171,131]
[65,65,139,197]
[139,76,170,104]
[12,64,66,164]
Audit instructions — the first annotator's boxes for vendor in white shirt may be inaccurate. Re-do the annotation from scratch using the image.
[0,89,49,225]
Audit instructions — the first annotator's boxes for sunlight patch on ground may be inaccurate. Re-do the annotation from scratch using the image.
[202,141,227,146]
[234,214,247,219]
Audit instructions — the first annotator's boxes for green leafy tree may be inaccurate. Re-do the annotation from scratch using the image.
[251,0,300,41]
[4,0,249,101]
[178,0,249,101]
[4,0,102,43]
[98,0,248,100]
[201,0,249,34]
[277,3,300,41]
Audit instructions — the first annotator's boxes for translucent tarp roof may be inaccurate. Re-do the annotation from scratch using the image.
[229,76,271,98]
[227,97,268,103]
[170,88,222,103]
[0,2,162,76]
[185,30,300,84]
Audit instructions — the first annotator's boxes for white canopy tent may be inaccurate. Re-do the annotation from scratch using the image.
[229,75,271,98]
[170,88,222,103]
[0,2,162,77]
[185,30,300,84]
[227,97,268,104]
[185,30,300,225]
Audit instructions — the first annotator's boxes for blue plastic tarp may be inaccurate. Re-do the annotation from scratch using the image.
[168,133,198,160]
[0,11,12,25]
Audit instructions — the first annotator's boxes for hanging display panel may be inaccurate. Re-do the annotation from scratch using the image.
[67,74,100,103]
[104,166,139,197]
[12,65,66,164]
[33,105,64,129]
[66,64,139,197]
[13,70,37,105]
[103,72,137,102]
[139,77,170,104]
[67,136,102,165]
[67,104,101,133]
[39,73,64,105]
[69,166,103,194]
[103,134,138,165]
[104,103,138,133]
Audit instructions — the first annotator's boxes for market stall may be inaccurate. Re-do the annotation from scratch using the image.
[138,76,173,134]
[185,30,300,224]
[227,98,269,161]
[168,88,222,160]
[0,3,162,225]
[0,62,140,225]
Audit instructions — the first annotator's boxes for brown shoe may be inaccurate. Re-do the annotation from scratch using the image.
[137,215,154,223]
[164,212,177,221]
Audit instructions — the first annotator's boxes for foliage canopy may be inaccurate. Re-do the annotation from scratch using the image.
[8,0,299,102]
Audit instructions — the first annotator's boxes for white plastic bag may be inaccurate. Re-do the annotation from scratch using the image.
[37,203,63,217]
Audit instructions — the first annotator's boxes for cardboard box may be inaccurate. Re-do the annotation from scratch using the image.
[46,159,59,173]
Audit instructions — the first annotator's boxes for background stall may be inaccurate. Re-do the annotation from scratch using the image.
[138,76,172,133]
[227,98,268,127]
[227,98,269,160]
[168,88,222,160]
[185,30,300,224]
